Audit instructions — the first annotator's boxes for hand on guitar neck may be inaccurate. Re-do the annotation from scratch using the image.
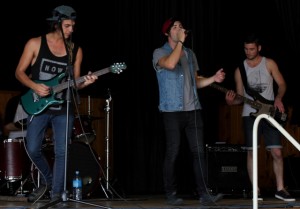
[210,82,288,124]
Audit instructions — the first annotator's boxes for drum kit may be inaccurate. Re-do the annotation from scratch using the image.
[0,113,102,197]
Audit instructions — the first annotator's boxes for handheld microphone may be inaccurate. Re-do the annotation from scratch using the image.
[185,30,191,34]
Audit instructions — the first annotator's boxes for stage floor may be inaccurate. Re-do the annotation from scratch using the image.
[1,179,300,209]
[0,194,299,209]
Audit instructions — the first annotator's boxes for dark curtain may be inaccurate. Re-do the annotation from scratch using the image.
[108,0,223,195]
[275,0,300,125]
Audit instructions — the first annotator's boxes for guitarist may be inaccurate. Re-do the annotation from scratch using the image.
[225,33,294,202]
[14,5,97,203]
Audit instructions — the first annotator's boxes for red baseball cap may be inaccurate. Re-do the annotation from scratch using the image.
[162,18,174,35]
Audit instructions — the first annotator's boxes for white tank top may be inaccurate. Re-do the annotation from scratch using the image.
[242,57,274,116]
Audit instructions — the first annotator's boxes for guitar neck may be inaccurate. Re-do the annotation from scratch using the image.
[53,67,111,93]
[210,83,261,109]
[209,83,287,124]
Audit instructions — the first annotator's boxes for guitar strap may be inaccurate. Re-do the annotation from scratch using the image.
[239,62,250,94]
[239,62,257,99]
[239,62,272,103]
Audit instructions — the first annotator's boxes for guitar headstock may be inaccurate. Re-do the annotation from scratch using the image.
[110,62,127,74]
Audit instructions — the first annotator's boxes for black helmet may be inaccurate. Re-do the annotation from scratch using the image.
[47,5,76,21]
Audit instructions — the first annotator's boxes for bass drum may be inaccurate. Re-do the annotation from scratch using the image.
[31,142,101,198]
[0,138,30,182]
[72,116,96,144]
[67,142,101,197]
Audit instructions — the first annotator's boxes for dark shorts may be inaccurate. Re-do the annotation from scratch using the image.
[243,116,282,150]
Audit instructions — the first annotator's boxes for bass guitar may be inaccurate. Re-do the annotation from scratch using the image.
[21,62,127,115]
[210,82,288,124]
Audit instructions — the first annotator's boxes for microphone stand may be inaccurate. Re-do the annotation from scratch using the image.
[104,89,113,197]
[38,18,110,209]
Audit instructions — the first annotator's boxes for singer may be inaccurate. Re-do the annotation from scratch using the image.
[152,17,225,206]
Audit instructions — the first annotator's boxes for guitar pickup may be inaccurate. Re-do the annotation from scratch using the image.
[280,113,287,121]
[271,106,288,123]
[269,107,276,117]
[32,92,40,103]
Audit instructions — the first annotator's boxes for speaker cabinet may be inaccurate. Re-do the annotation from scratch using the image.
[206,144,251,195]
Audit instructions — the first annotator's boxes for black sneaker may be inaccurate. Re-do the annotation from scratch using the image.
[250,191,263,201]
[166,192,183,206]
[252,193,263,201]
[200,193,223,205]
[257,194,263,201]
[275,189,295,202]
[27,184,49,203]
[51,194,62,202]
[44,194,64,208]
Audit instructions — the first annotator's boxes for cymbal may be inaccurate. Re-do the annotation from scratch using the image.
[14,119,27,129]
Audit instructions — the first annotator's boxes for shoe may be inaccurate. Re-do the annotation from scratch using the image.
[251,191,263,201]
[257,194,263,201]
[252,194,263,201]
[51,194,62,202]
[200,193,223,205]
[27,184,49,203]
[275,189,295,202]
[166,192,183,206]
[253,195,263,201]
[47,194,66,208]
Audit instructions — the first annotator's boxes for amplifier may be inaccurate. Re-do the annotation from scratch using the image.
[206,144,247,152]
[284,157,300,191]
[206,144,251,194]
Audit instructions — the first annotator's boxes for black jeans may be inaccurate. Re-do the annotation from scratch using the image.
[162,110,207,197]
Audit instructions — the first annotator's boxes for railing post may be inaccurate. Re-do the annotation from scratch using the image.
[253,114,300,209]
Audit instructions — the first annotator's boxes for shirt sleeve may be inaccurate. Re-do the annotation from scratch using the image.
[191,50,200,73]
[152,48,167,72]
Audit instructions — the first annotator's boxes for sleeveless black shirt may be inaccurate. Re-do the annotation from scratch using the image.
[30,35,79,115]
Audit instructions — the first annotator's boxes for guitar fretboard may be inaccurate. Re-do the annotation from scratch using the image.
[210,83,261,109]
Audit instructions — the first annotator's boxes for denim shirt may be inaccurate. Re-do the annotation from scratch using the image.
[153,42,201,112]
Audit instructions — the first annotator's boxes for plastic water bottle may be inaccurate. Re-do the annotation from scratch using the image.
[72,170,82,200]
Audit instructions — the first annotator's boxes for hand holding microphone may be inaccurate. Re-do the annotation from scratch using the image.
[178,28,189,42]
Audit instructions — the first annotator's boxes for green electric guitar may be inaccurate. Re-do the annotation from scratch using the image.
[21,62,127,115]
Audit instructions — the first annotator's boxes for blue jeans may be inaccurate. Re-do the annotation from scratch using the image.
[26,113,74,196]
[162,110,207,197]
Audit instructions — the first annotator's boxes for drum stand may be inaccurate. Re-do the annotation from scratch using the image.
[14,174,31,196]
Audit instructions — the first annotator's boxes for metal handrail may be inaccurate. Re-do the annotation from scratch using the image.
[252,114,300,209]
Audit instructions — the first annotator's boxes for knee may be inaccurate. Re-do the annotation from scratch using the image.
[271,149,283,160]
